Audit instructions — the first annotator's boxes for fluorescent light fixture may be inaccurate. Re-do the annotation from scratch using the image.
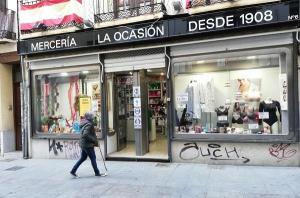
[82,71,89,74]
[129,72,133,75]
[160,72,165,76]
[60,72,68,76]
[197,60,205,64]
[147,69,152,72]
[247,56,256,60]
[217,59,226,67]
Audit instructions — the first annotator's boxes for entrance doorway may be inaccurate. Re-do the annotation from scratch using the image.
[13,82,22,151]
[105,68,168,160]
[13,65,22,151]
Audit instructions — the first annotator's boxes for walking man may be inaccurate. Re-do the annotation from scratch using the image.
[70,112,104,177]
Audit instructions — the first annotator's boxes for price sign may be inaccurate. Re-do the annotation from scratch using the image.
[134,117,142,129]
[133,98,141,107]
[258,112,269,119]
[248,124,259,130]
[133,86,140,97]
[134,107,141,116]
[176,93,188,102]
[218,116,228,121]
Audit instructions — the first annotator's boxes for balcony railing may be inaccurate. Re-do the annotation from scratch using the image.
[94,1,166,23]
[0,9,16,40]
[20,0,82,34]
[21,0,42,5]
[19,0,166,34]
[190,0,234,8]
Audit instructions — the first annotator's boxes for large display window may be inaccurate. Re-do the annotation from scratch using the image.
[172,47,296,140]
[32,66,101,136]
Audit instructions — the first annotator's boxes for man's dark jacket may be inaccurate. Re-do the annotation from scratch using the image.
[79,119,98,149]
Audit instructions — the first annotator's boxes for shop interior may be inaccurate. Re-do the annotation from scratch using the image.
[34,68,101,135]
[173,53,288,135]
[106,68,168,159]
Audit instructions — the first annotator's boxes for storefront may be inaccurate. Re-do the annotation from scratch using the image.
[18,0,300,165]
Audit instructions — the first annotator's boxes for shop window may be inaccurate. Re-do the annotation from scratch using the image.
[33,68,101,135]
[173,50,290,136]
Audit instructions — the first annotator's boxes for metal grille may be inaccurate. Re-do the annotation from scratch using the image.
[105,48,165,59]
[104,48,165,72]
[95,1,165,23]
[0,9,16,40]
[21,20,83,35]
[0,159,16,162]
[5,166,25,171]
[20,0,42,6]
[191,0,235,7]
[155,163,170,167]
[20,0,83,34]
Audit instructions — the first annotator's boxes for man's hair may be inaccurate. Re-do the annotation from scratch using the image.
[84,112,94,122]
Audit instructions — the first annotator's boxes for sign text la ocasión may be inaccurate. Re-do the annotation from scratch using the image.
[30,25,165,52]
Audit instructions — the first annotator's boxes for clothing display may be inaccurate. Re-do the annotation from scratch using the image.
[185,78,215,119]
[36,70,100,134]
[215,106,229,127]
[186,81,201,119]
[259,100,281,126]
[231,102,245,125]
[174,70,284,135]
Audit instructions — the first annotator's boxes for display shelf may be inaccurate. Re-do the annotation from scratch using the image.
[149,89,161,91]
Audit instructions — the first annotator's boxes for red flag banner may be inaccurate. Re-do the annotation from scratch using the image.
[20,0,84,31]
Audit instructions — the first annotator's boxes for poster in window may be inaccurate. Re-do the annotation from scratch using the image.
[133,86,140,97]
[79,96,91,116]
[92,83,100,100]
[279,74,288,110]
[233,78,261,102]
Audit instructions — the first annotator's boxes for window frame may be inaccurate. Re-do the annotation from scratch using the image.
[31,65,102,140]
[170,45,298,143]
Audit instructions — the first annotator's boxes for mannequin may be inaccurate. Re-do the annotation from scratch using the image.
[231,102,245,128]
[259,97,281,134]
[215,106,229,128]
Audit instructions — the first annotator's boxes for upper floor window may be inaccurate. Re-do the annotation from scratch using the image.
[0,0,6,11]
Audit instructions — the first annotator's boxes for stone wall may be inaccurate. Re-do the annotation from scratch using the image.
[172,141,300,166]
[31,139,105,160]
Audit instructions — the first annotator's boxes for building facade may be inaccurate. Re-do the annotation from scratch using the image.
[0,0,21,157]
[18,0,300,166]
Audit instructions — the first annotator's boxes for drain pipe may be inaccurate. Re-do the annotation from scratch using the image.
[20,56,29,159]
[18,0,29,159]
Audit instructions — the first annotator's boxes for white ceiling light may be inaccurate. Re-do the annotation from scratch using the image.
[197,60,205,64]
[247,56,256,60]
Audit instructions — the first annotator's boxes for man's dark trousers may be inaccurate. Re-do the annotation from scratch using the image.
[71,147,100,175]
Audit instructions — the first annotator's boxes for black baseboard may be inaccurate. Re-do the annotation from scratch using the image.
[106,157,170,163]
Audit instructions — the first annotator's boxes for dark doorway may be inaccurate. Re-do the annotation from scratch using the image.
[13,65,22,151]
[106,69,168,160]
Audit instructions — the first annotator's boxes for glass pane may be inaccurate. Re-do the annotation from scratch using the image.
[173,52,288,136]
[34,69,100,135]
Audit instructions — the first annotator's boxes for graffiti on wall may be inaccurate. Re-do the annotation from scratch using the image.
[268,143,297,161]
[179,142,250,163]
[49,139,81,160]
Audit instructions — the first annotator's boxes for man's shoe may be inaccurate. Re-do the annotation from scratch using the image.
[95,173,107,177]
[70,172,79,178]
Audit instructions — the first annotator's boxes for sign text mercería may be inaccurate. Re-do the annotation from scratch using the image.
[98,25,165,44]
[31,36,77,52]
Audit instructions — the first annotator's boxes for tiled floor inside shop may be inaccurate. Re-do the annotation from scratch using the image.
[108,133,168,159]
